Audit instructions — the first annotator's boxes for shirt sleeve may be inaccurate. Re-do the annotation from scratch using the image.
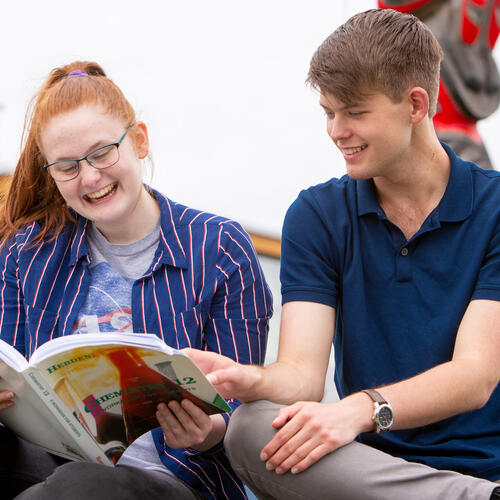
[201,221,272,416]
[0,238,26,356]
[205,221,272,363]
[281,191,340,308]
[472,221,500,301]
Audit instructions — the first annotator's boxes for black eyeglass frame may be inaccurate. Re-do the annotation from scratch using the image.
[43,123,134,182]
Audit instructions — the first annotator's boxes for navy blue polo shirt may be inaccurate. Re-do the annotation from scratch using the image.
[281,143,500,480]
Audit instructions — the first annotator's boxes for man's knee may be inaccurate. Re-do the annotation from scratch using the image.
[225,400,283,467]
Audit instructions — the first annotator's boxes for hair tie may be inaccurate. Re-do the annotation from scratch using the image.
[67,70,88,78]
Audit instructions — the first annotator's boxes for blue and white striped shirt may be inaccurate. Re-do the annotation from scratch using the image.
[0,188,272,500]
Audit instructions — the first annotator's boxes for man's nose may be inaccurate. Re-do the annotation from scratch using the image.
[327,115,351,142]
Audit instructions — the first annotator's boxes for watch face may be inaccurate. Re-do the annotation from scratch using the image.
[377,405,393,430]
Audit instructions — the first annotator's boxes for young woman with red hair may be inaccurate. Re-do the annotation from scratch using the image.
[0,61,271,500]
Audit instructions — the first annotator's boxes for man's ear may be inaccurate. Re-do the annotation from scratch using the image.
[133,121,149,159]
[408,87,430,124]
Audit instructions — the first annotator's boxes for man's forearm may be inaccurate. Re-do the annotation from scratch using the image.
[373,358,496,431]
[363,300,500,432]
[246,359,326,404]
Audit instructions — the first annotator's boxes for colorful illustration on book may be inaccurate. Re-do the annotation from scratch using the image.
[44,345,224,462]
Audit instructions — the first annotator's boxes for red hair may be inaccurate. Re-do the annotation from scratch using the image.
[0,61,136,244]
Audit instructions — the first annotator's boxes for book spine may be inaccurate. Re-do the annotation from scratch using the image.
[23,368,112,465]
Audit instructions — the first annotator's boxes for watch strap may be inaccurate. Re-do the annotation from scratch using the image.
[362,388,388,405]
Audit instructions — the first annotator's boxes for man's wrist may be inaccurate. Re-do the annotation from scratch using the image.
[361,389,394,433]
[238,363,265,402]
[346,392,378,434]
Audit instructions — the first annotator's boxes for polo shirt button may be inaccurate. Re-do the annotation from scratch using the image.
[401,247,409,256]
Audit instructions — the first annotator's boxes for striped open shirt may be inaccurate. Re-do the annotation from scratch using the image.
[0,189,272,499]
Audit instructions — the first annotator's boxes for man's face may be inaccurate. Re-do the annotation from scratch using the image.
[319,91,414,181]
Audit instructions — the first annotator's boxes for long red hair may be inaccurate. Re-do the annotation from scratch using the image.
[0,61,136,244]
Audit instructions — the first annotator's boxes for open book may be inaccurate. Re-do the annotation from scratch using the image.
[0,333,230,465]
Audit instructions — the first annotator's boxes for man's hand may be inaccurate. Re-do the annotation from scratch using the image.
[0,390,14,411]
[185,302,335,405]
[260,394,373,475]
[184,348,261,401]
[156,399,226,451]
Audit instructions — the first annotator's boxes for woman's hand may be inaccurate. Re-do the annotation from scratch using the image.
[156,399,226,451]
[0,389,14,411]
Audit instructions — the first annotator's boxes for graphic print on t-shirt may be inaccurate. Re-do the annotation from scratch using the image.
[72,262,134,334]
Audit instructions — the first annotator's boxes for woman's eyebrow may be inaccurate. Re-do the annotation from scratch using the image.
[54,139,109,161]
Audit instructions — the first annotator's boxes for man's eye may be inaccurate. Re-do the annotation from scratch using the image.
[348,111,365,116]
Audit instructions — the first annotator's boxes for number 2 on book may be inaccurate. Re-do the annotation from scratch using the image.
[174,376,195,385]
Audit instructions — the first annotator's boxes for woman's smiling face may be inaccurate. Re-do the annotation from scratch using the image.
[40,105,153,240]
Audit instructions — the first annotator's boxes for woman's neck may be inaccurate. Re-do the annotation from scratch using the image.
[95,187,161,244]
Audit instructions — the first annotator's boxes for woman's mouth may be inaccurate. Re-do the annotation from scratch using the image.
[84,183,117,203]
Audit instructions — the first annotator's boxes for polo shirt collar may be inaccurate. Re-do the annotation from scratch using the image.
[436,142,473,222]
[68,187,188,269]
[357,179,381,217]
[356,142,473,222]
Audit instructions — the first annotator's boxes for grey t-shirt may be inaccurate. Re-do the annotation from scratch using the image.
[72,220,160,334]
[87,220,160,279]
[73,220,174,476]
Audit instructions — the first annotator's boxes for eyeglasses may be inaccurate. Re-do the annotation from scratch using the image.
[43,124,134,182]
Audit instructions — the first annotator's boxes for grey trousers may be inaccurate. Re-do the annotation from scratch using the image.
[0,426,203,500]
[225,401,499,500]
[0,425,66,499]
[14,461,204,500]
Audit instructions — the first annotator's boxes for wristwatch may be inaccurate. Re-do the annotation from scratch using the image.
[362,389,394,433]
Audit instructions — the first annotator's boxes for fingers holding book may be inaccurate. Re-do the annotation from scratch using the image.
[0,389,14,410]
[183,348,262,402]
[156,399,225,451]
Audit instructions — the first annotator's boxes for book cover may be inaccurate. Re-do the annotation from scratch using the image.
[0,333,230,464]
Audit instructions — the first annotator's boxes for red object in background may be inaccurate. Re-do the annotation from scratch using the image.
[378,0,499,47]
[461,0,499,48]
[434,80,482,142]
[378,0,436,12]
[378,0,500,168]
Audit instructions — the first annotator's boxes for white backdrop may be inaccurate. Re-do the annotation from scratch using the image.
[1,0,499,238]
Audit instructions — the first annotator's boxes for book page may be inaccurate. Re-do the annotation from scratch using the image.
[29,333,178,363]
[0,362,109,463]
[0,338,29,372]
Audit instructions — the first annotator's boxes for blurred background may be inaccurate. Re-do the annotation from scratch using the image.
[1,0,499,405]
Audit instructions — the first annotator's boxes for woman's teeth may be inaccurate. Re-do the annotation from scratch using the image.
[85,183,117,202]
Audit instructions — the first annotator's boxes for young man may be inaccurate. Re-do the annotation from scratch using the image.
[188,8,500,499]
